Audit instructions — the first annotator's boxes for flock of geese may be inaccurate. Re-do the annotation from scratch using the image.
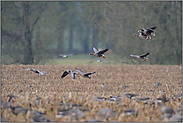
[22,26,156,79]
[2,27,182,122]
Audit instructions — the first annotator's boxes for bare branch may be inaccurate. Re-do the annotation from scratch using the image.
[30,2,46,33]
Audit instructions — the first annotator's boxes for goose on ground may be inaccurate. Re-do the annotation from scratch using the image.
[1,100,11,109]
[1,115,8,122]
[121,92,137,99]
[89,46,108,58]
[23,67,46,75]
[97,108,116,120]
[169,112,182,122]
[161,94,175,115]
[10,105,28,115]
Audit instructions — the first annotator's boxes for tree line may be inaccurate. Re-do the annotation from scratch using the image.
[1,1,182,65]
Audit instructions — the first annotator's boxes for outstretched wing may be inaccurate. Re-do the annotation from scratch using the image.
[140,53,149,58]
[67,53,78,56]
[61,71,69,78]
[59,54,65,56]
[101,59,108,64]
[140,32,148,36]
[150,26,156,30]
[98,48,108,54]
[93,47,99,53]
[36,70,46,75]
[130,54,139,58]
[69,70,75,79]
[23,67,31,70]
[75,68,84,75]
[84,72,95,76]
[130,54,136,57]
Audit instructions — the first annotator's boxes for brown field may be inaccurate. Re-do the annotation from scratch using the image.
[1,65,182,122]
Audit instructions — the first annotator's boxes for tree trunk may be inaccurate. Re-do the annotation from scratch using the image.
[83,25,90,54]
[57,28,65,57]
[92,22,98,47]
[22,2,34,64]
[68,25,73,53]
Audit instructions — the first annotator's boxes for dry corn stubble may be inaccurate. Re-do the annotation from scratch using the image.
[1,65,182,122]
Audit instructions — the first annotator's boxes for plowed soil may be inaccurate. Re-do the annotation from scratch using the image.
[1,65,182,122]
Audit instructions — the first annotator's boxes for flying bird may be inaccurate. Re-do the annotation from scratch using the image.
[59,54,78,58]
[133,32,151,40]
[23,67,46,75]
[89,47,108,58]
[138,26,156,37]
[130,53,150,61]
[75,68,95,79]
[61,70,77,79]
[90,59,108,64]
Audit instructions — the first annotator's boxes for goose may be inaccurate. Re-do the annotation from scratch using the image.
[56,107,85,120]
[121,92,137,99]
[161,94,175,115]
[90,59,108,64]
[97,108,116,120]
[169,113,182,122]
[10,105,28,115]
[133,32,151,40]
[1,99,11,109]
[1,115,8,122]
[89,46,108,58]
[121,108,138,116]
[23,67,46,75]
[136,97,151,104]
[130,52,149,61]
[75,68,95,79]
[138,26,156,37]
[61,70,77,79]
[59,53,78,58]
[7,94,17,102]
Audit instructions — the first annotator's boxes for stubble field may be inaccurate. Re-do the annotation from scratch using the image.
[1,65,182,122]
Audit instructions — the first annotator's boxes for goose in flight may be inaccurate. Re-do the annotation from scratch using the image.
[59,54,78,58]
[61,70,77,79]
[75,68,95,79]
[23,67,46,75]
[138,26,156,37]
[90,59,108,64]
[89,46,108,58]
[130,53,150,61]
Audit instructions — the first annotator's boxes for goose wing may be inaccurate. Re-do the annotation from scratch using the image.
[84,72,95,76]
[150,26,156,30]
[100,59,108,63]
[93,47,99,53]
[36,69,46,75]
[59,54,67,57]
[98,48,108,54]
[23,67,31,70]
[69,70,75,79]
[75,68,85,75]
[140,53,149,58]
[67,53,78,56]
[61,70,69,78]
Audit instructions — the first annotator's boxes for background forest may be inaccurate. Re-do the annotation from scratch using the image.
[1,1,182,65]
